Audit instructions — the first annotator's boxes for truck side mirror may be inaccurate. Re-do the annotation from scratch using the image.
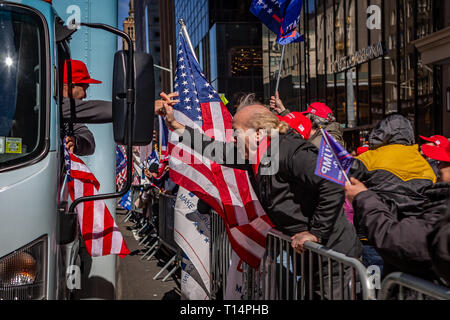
[112,51,155,146]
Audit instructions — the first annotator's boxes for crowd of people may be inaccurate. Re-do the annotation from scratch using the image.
[153,90,450,290]
[62,51,449,299]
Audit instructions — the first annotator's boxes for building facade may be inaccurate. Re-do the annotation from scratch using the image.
[134,0,162,97]
[264,0,450,149]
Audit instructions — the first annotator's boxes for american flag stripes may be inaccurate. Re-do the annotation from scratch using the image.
[65,143,130,258]
[168,34,274,269]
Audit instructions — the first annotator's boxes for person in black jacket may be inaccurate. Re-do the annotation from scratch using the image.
[345,136,450,285]
[158,92,361,256]
[158,92,362,298]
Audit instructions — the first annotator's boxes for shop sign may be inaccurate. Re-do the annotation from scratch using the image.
[331,41,388,73]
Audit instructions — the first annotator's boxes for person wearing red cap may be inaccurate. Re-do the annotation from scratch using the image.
[269,92,344,148]
[301,102,345,148]
[62,59,112,156]
[421,136,450,183]
[420,135,450,180]
[356,145,369,156]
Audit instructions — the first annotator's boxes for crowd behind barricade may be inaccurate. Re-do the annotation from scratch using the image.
[119,90,450,299]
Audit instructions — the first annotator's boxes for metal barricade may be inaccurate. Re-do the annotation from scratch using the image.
[209,210,375,300]
[210,210,232,300]
[379,272,450,300]
[138,193,179,281]
[158,194,178,252]
[147,193,179,281]
[243,229,376,300]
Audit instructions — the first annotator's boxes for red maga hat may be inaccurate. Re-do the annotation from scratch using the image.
[419,135,449,147]
[64,59,102,84]
[277,112,312,140]
[301,102,334,120]
[356,146,369,156]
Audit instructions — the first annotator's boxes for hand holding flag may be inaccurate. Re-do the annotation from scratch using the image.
[314,129,354,186]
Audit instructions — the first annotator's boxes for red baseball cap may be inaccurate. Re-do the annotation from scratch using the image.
[277,112,312,139]
[419,135,449,147]
[301,102,334,120]
[422,140,450,163]
[356,146,369,156]
[64,59,102,84]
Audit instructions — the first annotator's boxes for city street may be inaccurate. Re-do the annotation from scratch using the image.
[116,208,181,300]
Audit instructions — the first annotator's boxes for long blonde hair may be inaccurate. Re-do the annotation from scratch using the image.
[236,93,290,135]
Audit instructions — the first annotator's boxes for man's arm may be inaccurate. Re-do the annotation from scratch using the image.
[353,189,434,264]
[178,126,249,170]
[157,93,248,170]
[62,98,112,123]
[427,209,450,285]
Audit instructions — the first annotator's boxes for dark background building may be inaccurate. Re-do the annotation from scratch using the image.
[264,0,450,150]
[172,0,263,110]
[135,0,449,150]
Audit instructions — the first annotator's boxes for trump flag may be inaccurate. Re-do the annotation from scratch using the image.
[315,129,354,186]
[250,0,304,45]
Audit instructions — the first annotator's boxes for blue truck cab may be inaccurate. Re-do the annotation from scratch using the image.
[0,0,154,300]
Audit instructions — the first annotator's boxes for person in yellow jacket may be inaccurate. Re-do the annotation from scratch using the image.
[349,114,437,273]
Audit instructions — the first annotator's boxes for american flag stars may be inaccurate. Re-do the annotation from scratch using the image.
[172,34,222,125]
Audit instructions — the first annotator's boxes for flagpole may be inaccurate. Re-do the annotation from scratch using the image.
[178,19,198,63]
[274,44,286,95]
[319,127,352,184]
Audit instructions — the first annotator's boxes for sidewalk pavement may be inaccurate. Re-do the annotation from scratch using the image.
[115,208,181,300]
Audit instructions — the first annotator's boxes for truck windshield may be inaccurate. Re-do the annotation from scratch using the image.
[0,5,46,170]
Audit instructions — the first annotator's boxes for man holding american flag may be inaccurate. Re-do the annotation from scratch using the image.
[156,31,361,298]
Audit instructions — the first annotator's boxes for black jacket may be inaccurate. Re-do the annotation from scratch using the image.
[181,127,362,258]
[427,203,450,286]
[353,183,450,281]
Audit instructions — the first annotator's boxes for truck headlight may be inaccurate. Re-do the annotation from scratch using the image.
[0,236,47,300]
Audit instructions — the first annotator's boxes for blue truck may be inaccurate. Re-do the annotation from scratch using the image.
[0,0,154,299]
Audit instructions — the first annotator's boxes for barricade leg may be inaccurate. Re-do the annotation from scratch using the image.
[162,262,179,282]
[153,254,177,280]
[146,243,160,261]
[140,238,159,260]
[123,211,133,222]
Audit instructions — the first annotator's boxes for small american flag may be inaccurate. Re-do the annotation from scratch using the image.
[116,145,128,191]
[65,142,130,258]
[168,34,274,268]
[159,115,169,162]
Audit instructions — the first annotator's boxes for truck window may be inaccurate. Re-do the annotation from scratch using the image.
[0,6,46,170]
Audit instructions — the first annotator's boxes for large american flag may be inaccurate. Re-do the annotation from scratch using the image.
[65,145,130,258]
[168,34,274,268]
